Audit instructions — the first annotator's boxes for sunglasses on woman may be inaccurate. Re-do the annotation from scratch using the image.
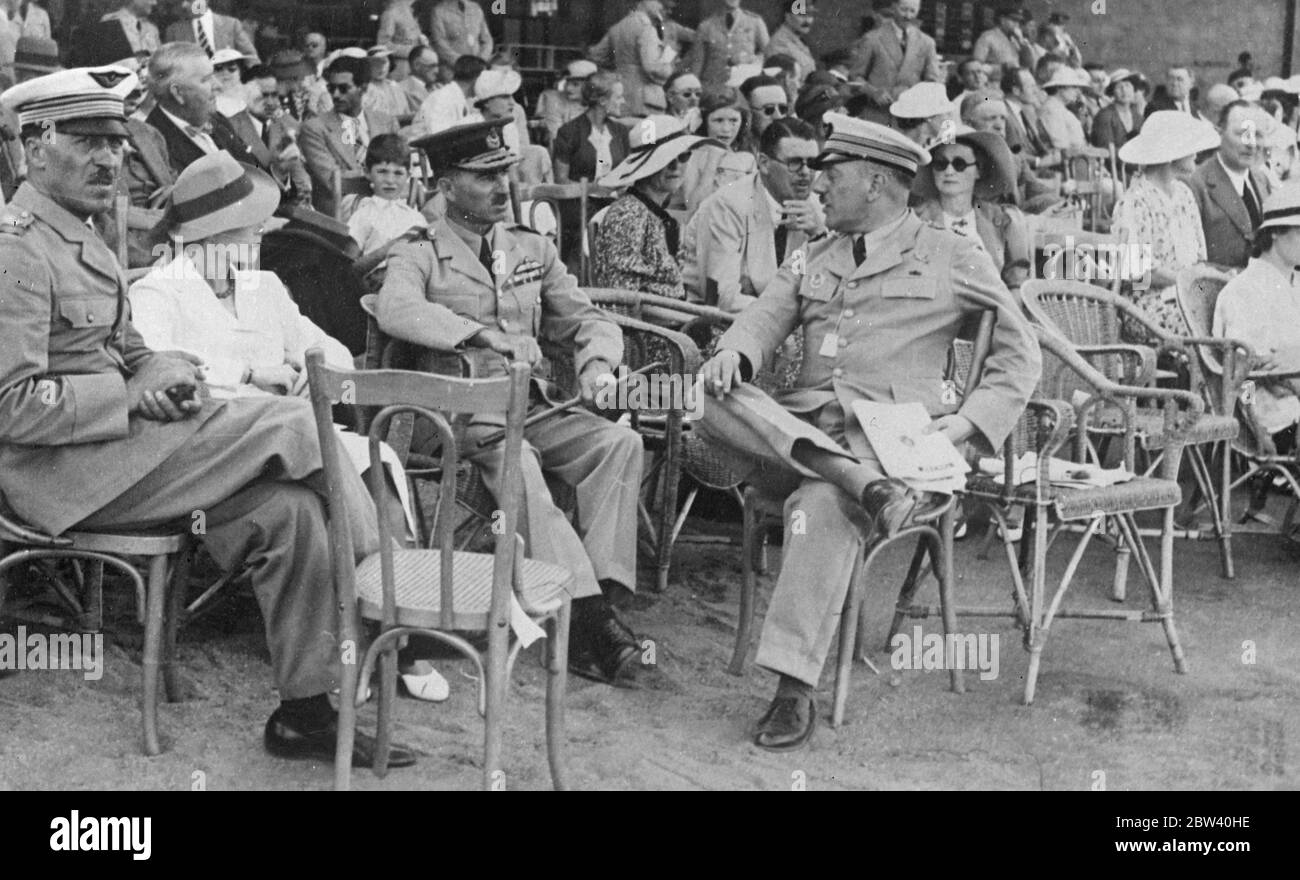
[931,156,977,172]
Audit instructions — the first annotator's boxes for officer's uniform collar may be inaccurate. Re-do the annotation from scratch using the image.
[828,208,920,281]
[11,183,125,287]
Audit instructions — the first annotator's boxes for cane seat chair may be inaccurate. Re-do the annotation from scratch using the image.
[307,352,574,791]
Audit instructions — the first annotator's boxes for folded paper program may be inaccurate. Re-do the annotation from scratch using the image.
[977,452,1134,488]
[852,400,969,494]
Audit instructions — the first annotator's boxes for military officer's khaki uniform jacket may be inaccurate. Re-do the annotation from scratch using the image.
[0,183,377,699]
[696,210,1041,685]
[377,217,641,596]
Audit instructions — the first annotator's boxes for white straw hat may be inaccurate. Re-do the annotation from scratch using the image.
[1117,110,1220,165]
[598,115,721,188]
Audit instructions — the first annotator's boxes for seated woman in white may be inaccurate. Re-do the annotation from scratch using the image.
[1214,180,1300,450]
[129,152,450,703]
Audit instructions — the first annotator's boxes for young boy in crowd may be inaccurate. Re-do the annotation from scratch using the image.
[343,134,429,274]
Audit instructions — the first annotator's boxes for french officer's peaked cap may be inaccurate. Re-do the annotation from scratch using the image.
[0,66,138,137]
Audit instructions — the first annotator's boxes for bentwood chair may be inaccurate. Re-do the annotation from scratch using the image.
[307,351,575,791]
[1176,265,1300,540]
[0,510,192,756]
[893,326,1200,704]
[1022,278,1241,580]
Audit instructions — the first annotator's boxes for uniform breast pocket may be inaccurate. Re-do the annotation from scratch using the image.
[503,281,543,335]
[797,271,838,303]
[55,298,111,351]
[881,276,938,300]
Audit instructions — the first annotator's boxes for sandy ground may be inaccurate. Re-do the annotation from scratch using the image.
[1,500,1297,792]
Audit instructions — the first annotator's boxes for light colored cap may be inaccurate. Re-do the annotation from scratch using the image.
[473,68,522,105]
[727,63,783,87]
[0,66,137,136]
[813,112,931,175]
[890,82,956,120]
[566,59,598,79]
[1118,110,1220,165]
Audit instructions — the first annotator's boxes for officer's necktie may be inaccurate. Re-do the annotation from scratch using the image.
[852,235,866,267]
[478,236,495,281]
[774,225,788,263]
[725,12,735,30]
[1243,178,1263,229]
[195,19,215,58]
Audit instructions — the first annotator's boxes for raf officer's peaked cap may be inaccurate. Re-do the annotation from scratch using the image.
[411,118,519,173]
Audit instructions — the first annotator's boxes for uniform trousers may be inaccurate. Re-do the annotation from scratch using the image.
[78,397,379,701]
[695,384,888,686]
[465,406,642,600]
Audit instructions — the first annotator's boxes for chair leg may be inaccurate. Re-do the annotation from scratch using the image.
[1219,441,1235,577]
[933,513,964,695]
[141,554,168,756]
[1188,444,1234,579]
[886,539,932,649]
[1155,507,1188,674]
[162,546,191,703]
[655,412,684,592]
[483,616,509,791]
[730,494,758,676]
[81,559,104,632]
[1022,505,1050,705]
[372,637,398,777]
[545,599,571,791]
[1110,517,1131,603]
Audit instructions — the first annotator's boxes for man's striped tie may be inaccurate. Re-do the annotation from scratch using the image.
[195,20,215,58]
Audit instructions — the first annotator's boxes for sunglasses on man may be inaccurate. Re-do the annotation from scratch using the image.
[758,103,789,117]
[326,82,356,94]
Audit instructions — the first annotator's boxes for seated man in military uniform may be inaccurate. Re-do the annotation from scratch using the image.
[697,114,1042,751]
[377,118,649,687]
[0,66,417,769]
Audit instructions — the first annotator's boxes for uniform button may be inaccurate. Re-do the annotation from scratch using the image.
[837,337,847,348]
[85,312,95,323]
[832,367,844,378]
[843,308,855,318]
[847,281,858,289]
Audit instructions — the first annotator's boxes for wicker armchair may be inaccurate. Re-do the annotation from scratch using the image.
[895,325,1200,704]
[1021,278,1241,580]
[1176,265,1300,538]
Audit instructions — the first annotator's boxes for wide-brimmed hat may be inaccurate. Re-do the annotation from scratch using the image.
[1042,66,1095,94]
[211,48,252,68]
[598,115,722,188]
[890,82,955,120]
[1104,68,1148,97]
[472,69,521,106]
[996,5,1027,22]
[1118,110,1220,165]
[14,37,61,74]
[168,151,281,241]
[1258,181,1300,230]
[913,127,1019,203]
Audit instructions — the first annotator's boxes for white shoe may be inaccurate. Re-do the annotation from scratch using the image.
[400,667,451,702]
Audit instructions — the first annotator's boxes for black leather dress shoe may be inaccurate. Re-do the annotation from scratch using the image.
[264,711,418,768]
[754,695,816,752]
[861,478,947,538]
[569,611,643,687]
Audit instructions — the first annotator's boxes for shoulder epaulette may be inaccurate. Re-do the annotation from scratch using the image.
[807,230,829,243]
[509,223,541,236]
[399,224,434,243]
[0,208,33,238]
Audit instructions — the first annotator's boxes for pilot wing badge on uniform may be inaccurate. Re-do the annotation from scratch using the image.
[508,258,545,286]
